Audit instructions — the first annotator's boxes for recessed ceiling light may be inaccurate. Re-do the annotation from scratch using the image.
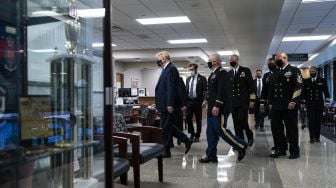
[167,38,207,44]
[217,51,234,56]
[136,16,191,25]
[31,11,62,17]
[302,0,336,3]
[282,35,331,41]
[78,8,105,18]
[29,49,58,53]
[92,43,117,47]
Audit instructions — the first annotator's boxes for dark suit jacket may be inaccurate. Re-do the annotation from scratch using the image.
[268,64,302,110]
[228,66,255,107]
[179,77,188,107]
[301,77,330,109]
[155,62,180,112]
[186,73,207,102]
[207,67,232,115]
[254,78,264,100]
[260,71,272,103]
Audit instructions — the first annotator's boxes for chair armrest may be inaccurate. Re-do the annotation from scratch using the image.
[113,132,140,165]
[113,136,128,158]
[127,126,162,144]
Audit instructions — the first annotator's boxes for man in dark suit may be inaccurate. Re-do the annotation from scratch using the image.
[301,66,330,143]
[186,63,207,142]
[266,52,302,159]
[199,53,247,163]
[254,69,265,132]
[154,51,192,158]
[228,55,255,146]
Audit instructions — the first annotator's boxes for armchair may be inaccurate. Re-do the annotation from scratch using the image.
[113,113,165,188]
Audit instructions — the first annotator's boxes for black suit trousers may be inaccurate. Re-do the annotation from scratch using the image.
[186,101,203,138]
[271,109,299,155]
[160,111,189,152]
[232,106,253,141]
[254,98,264,128]
[307,107,323,140]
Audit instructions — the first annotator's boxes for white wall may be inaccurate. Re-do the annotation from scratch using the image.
[124,68,142,88]
[141,69,161,96]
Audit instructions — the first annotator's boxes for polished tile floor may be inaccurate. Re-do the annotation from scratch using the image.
[116,115,336,188]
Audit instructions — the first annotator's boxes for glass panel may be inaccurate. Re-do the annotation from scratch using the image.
[0,0,106,187]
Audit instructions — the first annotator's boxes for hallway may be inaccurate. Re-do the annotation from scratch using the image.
[120,116,336,188]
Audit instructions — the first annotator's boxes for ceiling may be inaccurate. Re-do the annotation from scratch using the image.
[27,0,336,75]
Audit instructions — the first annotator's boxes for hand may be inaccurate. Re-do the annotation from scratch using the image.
[249,101,255,108]
[181,106,187,112]
[212,106,220,116]
[260,104,265,112]
[167,106,174,113]
[202,101,207,108]
[288,102,296,110]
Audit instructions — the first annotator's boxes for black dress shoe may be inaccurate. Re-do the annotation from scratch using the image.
[199,157,218,163]
[185,140,193,154]
[314,139,320,142]
[269,151,286,158]
[237,145,247,161]
[248,139,254,147]
[310,140,314,144]
[177,140,182,145]
[289,154,300,159]
[193,137,200,142]
[301,125,306,130]
[271,146,276,150]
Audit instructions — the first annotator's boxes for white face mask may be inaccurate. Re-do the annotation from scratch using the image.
[190,71,196,76]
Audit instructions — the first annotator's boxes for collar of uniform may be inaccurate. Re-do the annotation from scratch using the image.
[234,65,240,72]
[163,61,170,70]
[281,63,289,70]
[212,66,221,73]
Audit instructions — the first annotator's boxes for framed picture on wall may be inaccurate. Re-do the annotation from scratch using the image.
[138,88,146,96]
[131,78,139,88]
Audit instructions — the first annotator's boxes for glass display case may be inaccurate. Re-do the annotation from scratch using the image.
[0,0,110,187]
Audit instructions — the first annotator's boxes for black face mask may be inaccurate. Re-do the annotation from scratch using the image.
[207,61,213,69]
[275,60,283,68]
[268,64,276,72]
[230,61,237,67]
[156,60,163,67]
[310,73,317,78]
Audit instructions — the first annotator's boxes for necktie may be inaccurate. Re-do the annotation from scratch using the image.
[234,70,236,76]
[189,76,195,98]
[257,80,261,97]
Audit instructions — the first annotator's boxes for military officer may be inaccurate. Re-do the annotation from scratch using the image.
[260,58,287,151]
[301,66,330,143]
[199,53,247,163]
[228,54,255,146]
[267,52,302,159]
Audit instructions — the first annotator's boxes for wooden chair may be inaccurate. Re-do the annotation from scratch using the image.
[113,113,164,188]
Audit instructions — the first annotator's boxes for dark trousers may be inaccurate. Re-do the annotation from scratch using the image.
[175,108,184,131]
[307,108,323,140]
[232,106,253,141]
[186,101,202,138]
[254,99,264,128]
[160,111,189,153]
[206,115,246,159]
[271,109,299,155]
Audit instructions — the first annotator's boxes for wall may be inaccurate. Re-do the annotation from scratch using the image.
[124,68,142,88]
[141,69,161,96]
